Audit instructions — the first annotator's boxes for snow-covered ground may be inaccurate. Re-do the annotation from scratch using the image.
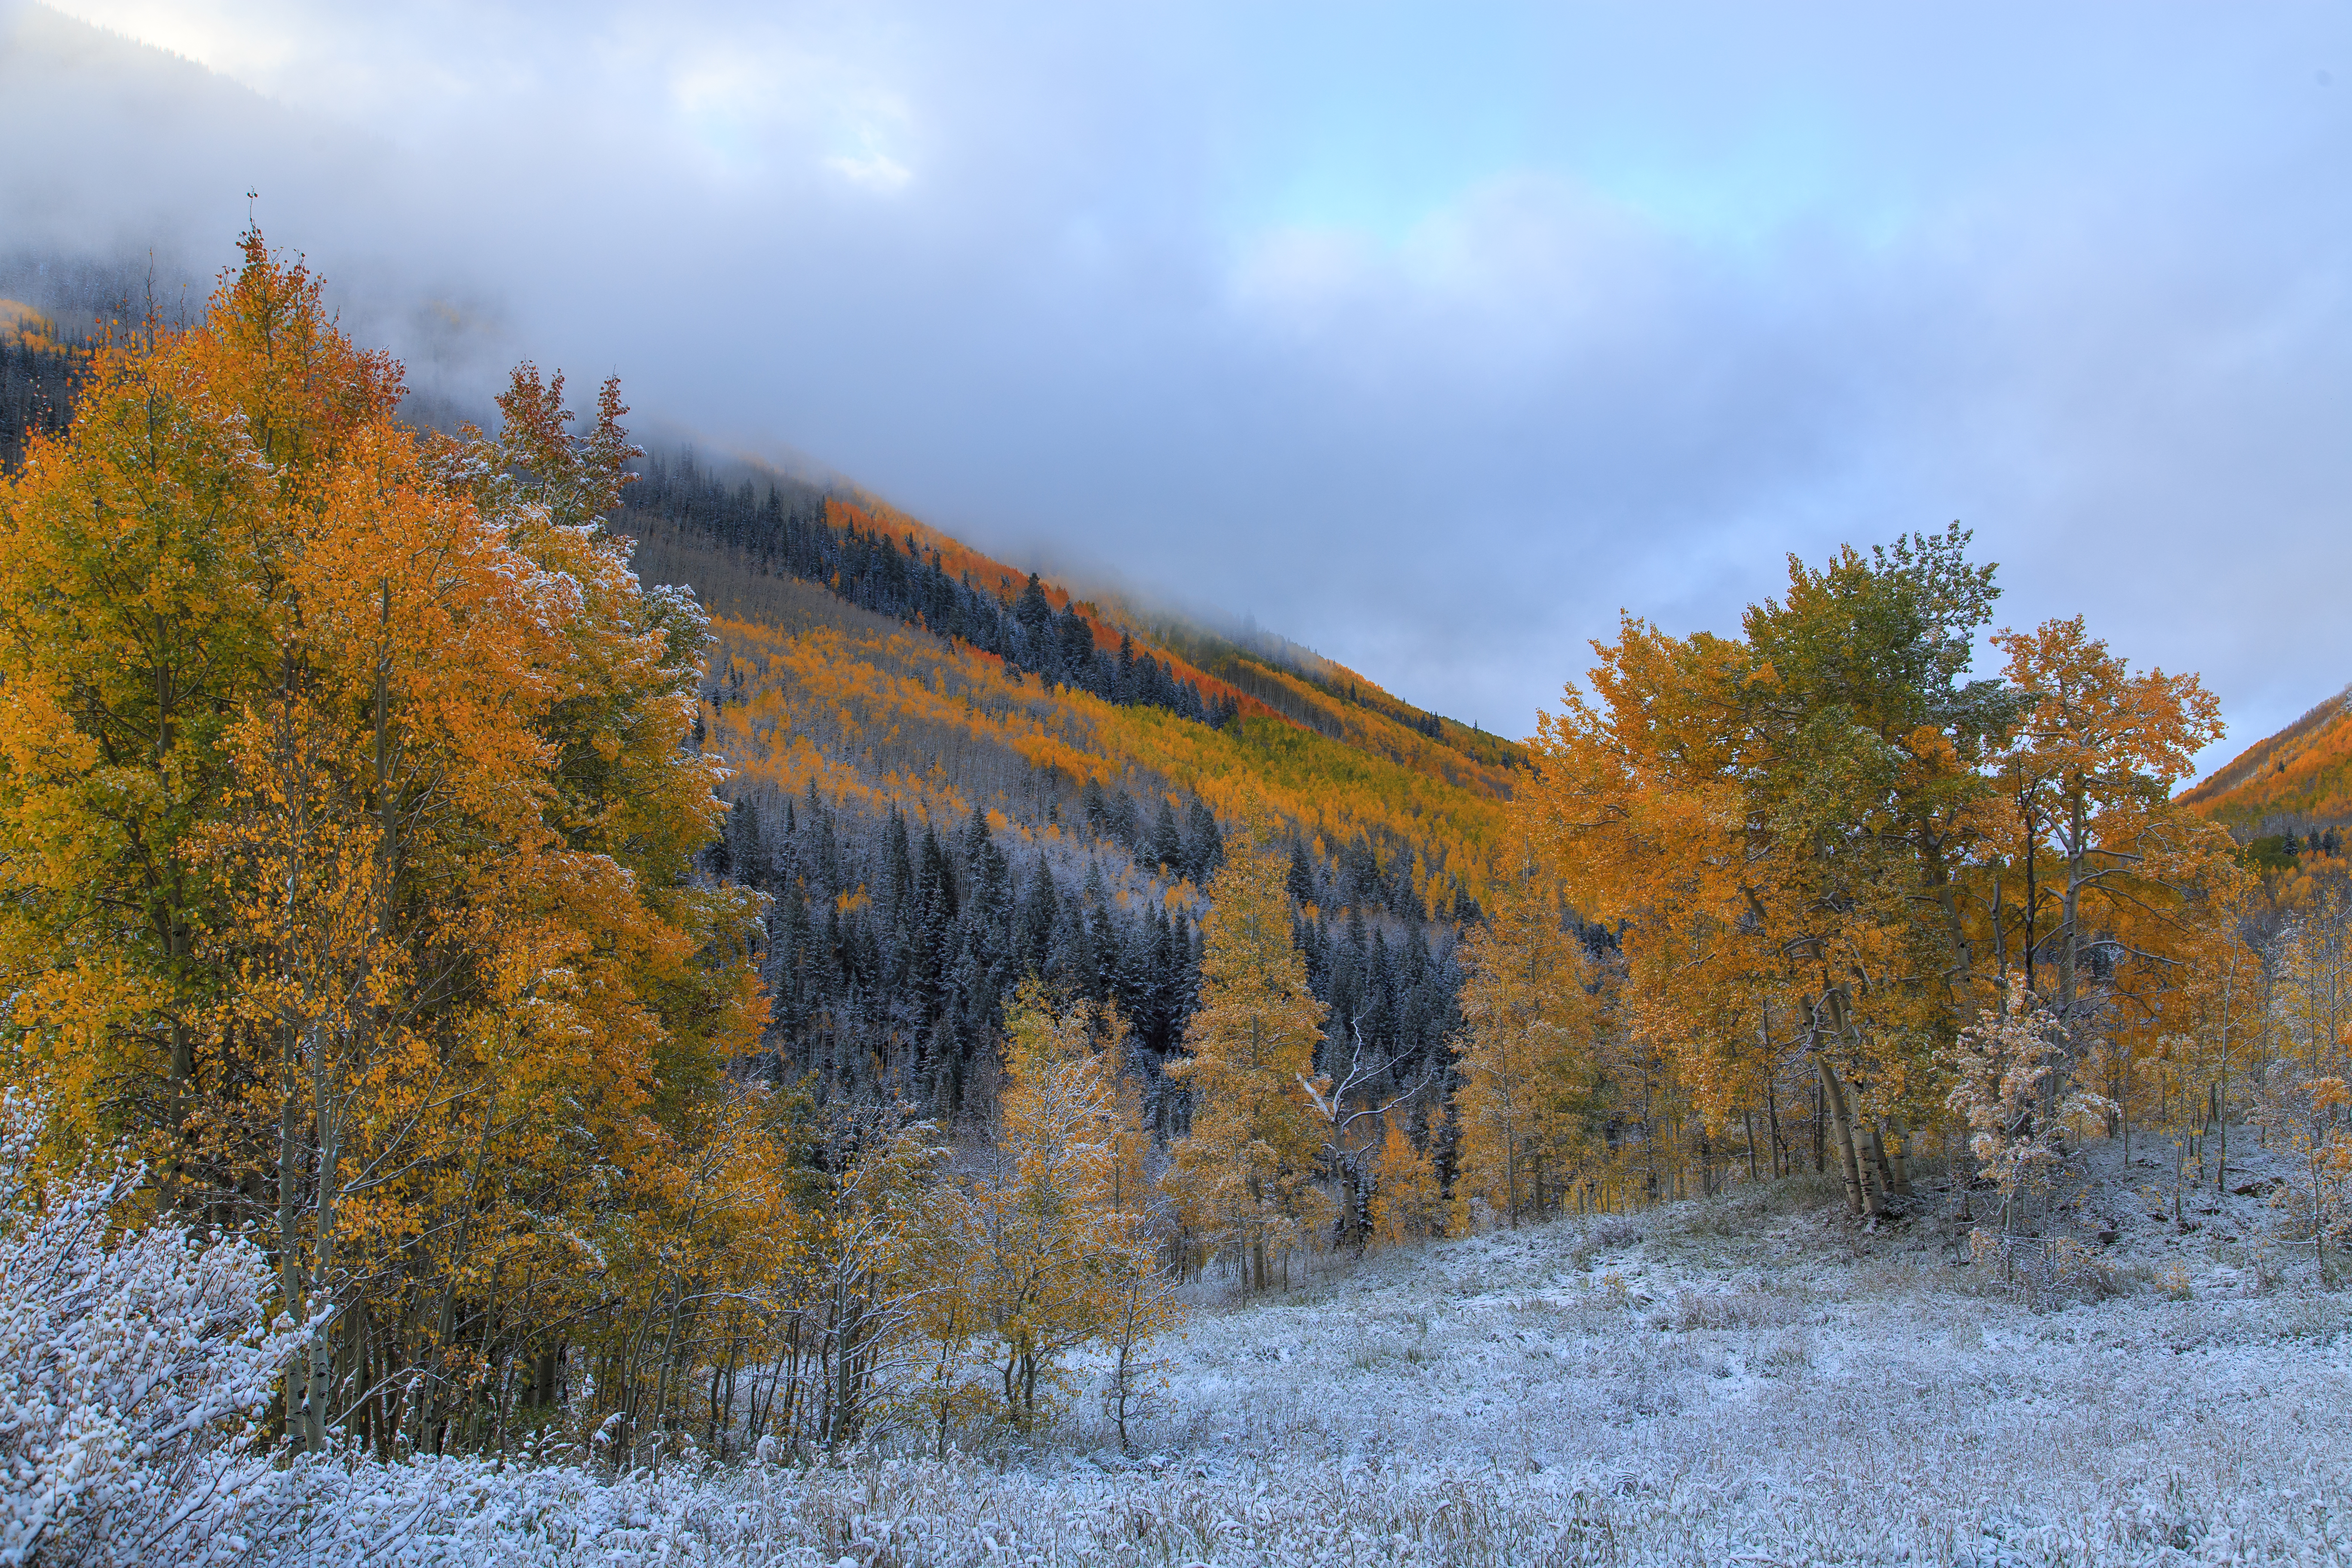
[354,1129,2352,1566]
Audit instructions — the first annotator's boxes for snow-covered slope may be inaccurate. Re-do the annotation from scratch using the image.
[337,1132,2352,1566]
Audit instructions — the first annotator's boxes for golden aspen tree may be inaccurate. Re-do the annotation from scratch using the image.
[1166,828,1328,1290]
[0,231,400,1174]
[0,232,770,1459]
[2102,899,2262,1197]
[1528,531,2018,1218]
[194,689,400,1453]
[1731,531,2018,1210]
[1973,616,2244,1228]
[1454,870,1600,1226]
[956,982,1167,1434]
[1367,1115,1448,1245]
[1988,616,2238,1026]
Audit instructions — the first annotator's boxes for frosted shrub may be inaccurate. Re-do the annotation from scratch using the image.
[2251,1070,2352,1277]
[1966,1228,2125,1308]
[0,1095,306,1566]
[1944,977,2112,1238]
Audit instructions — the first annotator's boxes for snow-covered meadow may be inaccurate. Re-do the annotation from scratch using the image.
[47,1129,2340,1568]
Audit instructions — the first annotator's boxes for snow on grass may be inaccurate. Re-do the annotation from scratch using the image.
[291,1130,2352,1565]
[66,1128,2329,1565]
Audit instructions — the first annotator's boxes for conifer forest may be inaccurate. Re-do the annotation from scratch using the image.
[0,233,2349,1566]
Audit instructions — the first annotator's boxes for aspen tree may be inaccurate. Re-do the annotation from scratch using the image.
[0,234,770,1458]
[953,983,1169,1434]
[1987,616,2242,1131]
[1454,870,1599,1225]
[0,230,399,1174]
[1368,1115,1449,1245]
[195,690,398,1453]
[1526,532,2030,1218]
[1166,829,1327,1290]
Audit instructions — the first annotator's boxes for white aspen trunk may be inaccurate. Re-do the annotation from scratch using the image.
[276,1025,308,1448]
[1876,1118,1913,1196]
[1817,1056,1877,1218]
[304,1021,337,1455]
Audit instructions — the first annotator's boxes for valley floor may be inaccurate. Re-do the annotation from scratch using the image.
[366,1135,2352,1566]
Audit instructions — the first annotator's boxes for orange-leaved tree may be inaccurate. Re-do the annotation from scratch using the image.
[945,982,1169,1435]
[1984,618,2242,1148]
[0,232,766,1456]
[1367,1113,1449,1246]
[1528,531,2021,1216]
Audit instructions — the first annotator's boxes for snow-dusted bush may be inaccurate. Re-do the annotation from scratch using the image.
[0,1095,306,1566]
[1944,977,2113,1237]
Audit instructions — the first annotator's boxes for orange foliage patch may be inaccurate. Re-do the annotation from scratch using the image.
[2182,684,2352,829]
[701,593,1515,906]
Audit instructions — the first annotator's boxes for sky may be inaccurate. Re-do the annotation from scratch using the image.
[2,1,2348,771]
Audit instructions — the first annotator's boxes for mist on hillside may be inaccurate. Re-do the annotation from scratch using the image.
[4,1,2351,762]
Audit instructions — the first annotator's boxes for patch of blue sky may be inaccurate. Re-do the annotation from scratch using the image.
[1205,2,2347,260]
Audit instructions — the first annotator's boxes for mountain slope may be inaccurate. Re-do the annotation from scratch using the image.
[2179,681,2352,833]
[0,326,1509,1122]
[613,449,1512,1119]
[620,448,1523,894]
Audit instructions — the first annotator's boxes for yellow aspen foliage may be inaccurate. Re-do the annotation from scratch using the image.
[0,233,400,1166]
[1454,870,1601,1227]
[1165,828,1329,1290]
[1507,532,2257,1221]
[950,982,1170,1435]
[1527,533,2013,1217]
[1987,616,2242,1032]
[0,232,768,1457]
[1368,1115,1448,1246]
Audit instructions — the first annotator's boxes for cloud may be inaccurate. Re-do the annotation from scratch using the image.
[824,152,912,192]
[3,0,2350,775]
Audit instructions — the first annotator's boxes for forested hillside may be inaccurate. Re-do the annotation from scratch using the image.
[2,242,2345,1568]
[2181,680,2352,839]
[616,452,1517,1129]
[0,248,1510,1525]
[0,287,1516,1145]
[0,301,80,471]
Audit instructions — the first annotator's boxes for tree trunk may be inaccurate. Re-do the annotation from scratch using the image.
[276,1024,308,1448]
[1868,1119,1908,1198]
[1816,1056,1875,1217]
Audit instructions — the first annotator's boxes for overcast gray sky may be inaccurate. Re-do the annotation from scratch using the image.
[3,1,2347,771]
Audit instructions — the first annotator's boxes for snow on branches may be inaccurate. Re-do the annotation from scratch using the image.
[1942,977,2115,1232]
[0,1094,308,1567]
